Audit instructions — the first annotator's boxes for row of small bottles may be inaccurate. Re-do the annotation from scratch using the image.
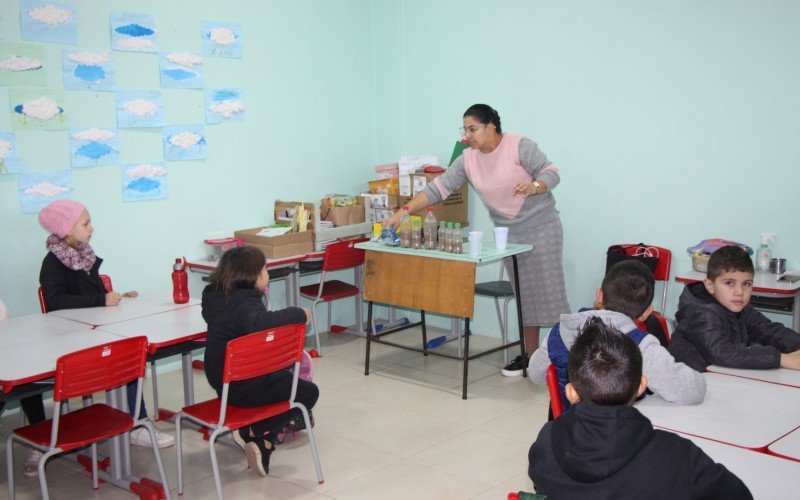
[398,205,462,253]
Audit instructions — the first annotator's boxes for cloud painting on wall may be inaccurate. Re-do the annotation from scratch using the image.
[159,51,204,89]
[19,169,73,213]
[122,162,167,202]
[115,90,164,128]
[110,12,158,53]
[201,21,242,59]
[62,50,115,90]
[19,0,77,45]
[69,127,120,168]
[205,88,244,124]
[163,124,207,161]
[9,89,66,130]
[0,43,46,86]
[0,132,22,174]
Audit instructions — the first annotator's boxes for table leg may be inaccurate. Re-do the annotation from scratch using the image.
[462,318,470,400]
[287,266,299,308]
[182,352,195,406]
[365,301,373,376]
[512,255,527,377]
[355,265,364,335]
[421,310,428,356]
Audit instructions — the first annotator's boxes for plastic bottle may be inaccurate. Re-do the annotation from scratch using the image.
[172,257,189,304]
[755,232,776,272]
[445,222,454,253]
[398,205,412,248]
[437,221,447,252]
[423,207,438,250]
[452,223,463,254]
[411,219,422,249]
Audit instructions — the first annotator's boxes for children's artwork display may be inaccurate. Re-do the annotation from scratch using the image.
[62,50,115,90]
[115,90,164,128]
[18,169,73,213]
[205,88,245,124]
[110,12,158,53]
[19,0,77,45]
[201,21,242,58]
[0,42,45,86]
[69,128,119,168]
[163,124,207,161]
[159,51,204,89]
[0,132,22,174]
[122,162,167,202]
[9,88,66,130]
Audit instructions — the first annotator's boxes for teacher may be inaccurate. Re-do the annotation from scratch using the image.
[384,104,571,377]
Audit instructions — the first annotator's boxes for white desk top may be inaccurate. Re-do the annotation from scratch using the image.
[767,427,800,461]
[96,305,206,351]
[678,432,800,500]
[0,314,93,348]
[187,253,308,272]
[708,366,800,389]
[676,270,800,295]
[636,372,800,449]
[355,240,533,264]
[48,293,200,327]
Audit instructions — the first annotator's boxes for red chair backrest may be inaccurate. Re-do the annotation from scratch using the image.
[321,238,369,273]
[546,364,564,418]
[636,311,671,345]
[38,274,114,314]
[100,274,114,293]
[222,323,307,384]
[617,244,672,282]
[54,336,147,402]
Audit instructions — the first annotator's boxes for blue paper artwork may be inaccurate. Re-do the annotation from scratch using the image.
[201,21,242,58]
[205,88,245,124]
[69,128,119,168]
[159,52,204,89]
[19,0,77,45]
[115,90,164,128]
[0,43,46,86]
[0,132,22,174]
[10,89,66,130]
[163,124,207,161]
[19,169,73,213]
[110,12,158,53]
[62,50,115,91]
[122,162,167,202]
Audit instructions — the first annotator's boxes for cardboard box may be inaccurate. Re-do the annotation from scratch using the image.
[375,163,399,179]
[364,193,400,210]
[399,175,412,196]
[402,172,468,226]
[234,227,314,258]
[368,178,399,195]
[367,207,394,223]
[274,200,316,232]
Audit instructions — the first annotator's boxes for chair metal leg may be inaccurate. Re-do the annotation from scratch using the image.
[310,301,322,353]
[209,430,224,500]
[91,443,99,490]
[327,302,332,334]
[298,405,324,484]
[176,414,185,495]
[142,422,172,500]
[38,449,58,500]
[150,359,160,420]
[6,434,15,498]
[493,297,507,365]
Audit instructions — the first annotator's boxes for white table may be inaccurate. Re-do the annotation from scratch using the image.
[768,427,800,462]
[636,372,800,450]
[708,365,800,389]
[48,293,199,327]
[0,314,93,349]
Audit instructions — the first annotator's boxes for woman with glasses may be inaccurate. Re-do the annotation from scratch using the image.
[384,103,570,377]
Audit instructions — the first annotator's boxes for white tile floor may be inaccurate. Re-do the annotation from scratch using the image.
[0,328,545,499]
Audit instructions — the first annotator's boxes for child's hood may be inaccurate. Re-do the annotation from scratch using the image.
[558,309,638,348]
[200,285,261,324]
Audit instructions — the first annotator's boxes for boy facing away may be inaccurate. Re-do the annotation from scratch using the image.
[669,245,800,372]
[529,260,705,411]
[528,317,751,499]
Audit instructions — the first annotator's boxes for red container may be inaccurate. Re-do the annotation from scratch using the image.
[172,257,189,304]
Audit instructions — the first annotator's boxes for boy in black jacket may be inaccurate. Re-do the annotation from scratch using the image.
[528,317,751,499]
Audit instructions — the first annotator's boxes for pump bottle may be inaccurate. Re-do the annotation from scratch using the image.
[755,233,775,273]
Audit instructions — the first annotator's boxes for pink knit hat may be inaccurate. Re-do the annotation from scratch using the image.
[38,200,86,238]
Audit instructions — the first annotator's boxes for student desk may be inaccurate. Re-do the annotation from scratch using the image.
[768,427,800,462]
[356,240,532,399]
[675,270,800,330]
[636,372,800,450]
[48,293,199,327]
[707,365,800,389]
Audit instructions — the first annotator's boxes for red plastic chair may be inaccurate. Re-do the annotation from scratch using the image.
[546,364,564,419]
[175,323,323,499]
[299,238,369,353]
[6,336,170,500]
[609,244,672,314]
[636,310,672,346]
[38,274,114,314]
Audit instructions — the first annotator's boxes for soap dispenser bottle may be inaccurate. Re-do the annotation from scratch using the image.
[755,233,776,272]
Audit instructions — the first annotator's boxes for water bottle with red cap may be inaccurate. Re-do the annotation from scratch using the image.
[172,257,189,304]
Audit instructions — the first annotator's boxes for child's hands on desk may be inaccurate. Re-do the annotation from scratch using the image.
[106,292,122,306]
[122,291,138,298]
[780,350,800,370]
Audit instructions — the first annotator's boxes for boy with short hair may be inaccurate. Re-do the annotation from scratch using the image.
[528,317,751,499]
[529,260,705,411]
[669,245,800,371]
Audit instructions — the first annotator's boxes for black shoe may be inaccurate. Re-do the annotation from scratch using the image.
[501,355,527,377]
[244,438,274,477]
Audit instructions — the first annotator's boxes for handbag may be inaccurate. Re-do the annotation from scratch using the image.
[606,243,659,274]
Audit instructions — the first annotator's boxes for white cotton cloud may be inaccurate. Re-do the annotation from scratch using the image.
[127,164,166,179]
[67,52,110,66]
[210,28,235,46]
[0,55,43,72]
[116,38,155,51]
[121,99,159,117]
[209,100,244,118]
[169,131,201,149]
[28,4,72,26]
[0,140,12,159]
[24,182,70,197]
[72,128,115,142]
[21,97,61,121]
[166,52,202,67]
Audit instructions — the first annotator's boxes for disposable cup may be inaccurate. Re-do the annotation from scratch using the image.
[494,227,509,250]
[468,231,483,258]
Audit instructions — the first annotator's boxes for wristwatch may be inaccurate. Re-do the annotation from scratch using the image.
[532,181,541,194]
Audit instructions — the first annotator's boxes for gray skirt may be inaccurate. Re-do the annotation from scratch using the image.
[502,211,571,327]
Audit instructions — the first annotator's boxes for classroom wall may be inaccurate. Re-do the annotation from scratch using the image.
[373,0,800,334]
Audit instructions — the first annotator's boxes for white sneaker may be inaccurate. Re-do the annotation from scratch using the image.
[129,427,175,448]
[23,450,42,477]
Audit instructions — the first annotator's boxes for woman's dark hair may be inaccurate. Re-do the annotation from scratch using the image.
[464,104,502,133]
[208,246,265,293]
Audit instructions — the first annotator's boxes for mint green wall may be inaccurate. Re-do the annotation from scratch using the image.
[373,0,800,332]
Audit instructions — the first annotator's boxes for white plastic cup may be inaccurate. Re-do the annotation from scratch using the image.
[494,227,509,250]
[468,231,483,258]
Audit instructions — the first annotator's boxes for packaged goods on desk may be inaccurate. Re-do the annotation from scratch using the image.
[321,195,365,227]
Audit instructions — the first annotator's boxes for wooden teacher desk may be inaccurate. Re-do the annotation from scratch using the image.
[356,240,533,399]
